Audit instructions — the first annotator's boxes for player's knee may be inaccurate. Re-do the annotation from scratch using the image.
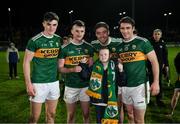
[134,116,144,123]
[127,112,134,121]
[29,115,39,123]
[68,112,75,121]
[46,111,56,120]
[83,111,90,119]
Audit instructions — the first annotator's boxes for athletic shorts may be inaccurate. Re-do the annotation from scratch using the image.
[64,86,90,104]
[29,80,60,103]
[122,82,150,109]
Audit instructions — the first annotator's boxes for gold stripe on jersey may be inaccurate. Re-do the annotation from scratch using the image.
[119,51,147,63]
[34,48,59,58]
[65,55,90,65]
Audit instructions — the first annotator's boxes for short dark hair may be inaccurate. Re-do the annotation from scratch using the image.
[71,20,85,28]
[99,46,110,53]
[43,12,59,22]
[94,22,109,31]
[63,36,68,40]
[119,16,135,27]
[67,34,73,38]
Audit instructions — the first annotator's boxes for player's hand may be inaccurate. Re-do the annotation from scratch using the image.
[26,83,36,97]
[80,58,88,63]
[150,81,160,96]
[74,66,82,72]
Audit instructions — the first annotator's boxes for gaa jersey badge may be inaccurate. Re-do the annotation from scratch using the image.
[112,47,116,52]
[85,49,89,54]
[124,46,128,51]
[132,44,136,49]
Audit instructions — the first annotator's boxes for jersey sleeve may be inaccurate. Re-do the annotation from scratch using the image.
[26,39,37,52]
[89,45,94,57]
[143,40,154,54]
[58,47,66,59]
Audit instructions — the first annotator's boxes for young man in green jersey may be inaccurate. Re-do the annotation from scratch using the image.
[117,16,160,123]
[91,22,122,62]
[58,20,93,123]
[23,12,61,123]
[91,22,124,123]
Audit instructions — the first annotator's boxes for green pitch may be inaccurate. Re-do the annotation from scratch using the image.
[0,46,179,123]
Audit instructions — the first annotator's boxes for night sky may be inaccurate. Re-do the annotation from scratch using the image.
[0,0,179,38]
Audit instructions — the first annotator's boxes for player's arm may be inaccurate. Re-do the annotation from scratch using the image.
[23,49,35,96]
[6,48,9,63]
[146,50,160,96]
[16,48,20,61]
[58,59,82,73]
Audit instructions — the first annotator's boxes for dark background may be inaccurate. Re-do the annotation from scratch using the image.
[0,0,179,49]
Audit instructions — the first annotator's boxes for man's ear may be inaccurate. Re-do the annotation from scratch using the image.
[71,29,73,35]
[108,30,110,35]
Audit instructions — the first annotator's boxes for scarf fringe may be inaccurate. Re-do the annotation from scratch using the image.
[101,118,119,124]
[86,89,101,99]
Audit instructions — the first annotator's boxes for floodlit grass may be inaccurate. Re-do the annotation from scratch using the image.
[0,46,180,123]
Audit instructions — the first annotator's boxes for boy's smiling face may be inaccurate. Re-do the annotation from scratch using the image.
[99,49,110,63]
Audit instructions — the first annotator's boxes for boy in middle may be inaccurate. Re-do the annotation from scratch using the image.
[86,47,123,123]
[91,22,124,123]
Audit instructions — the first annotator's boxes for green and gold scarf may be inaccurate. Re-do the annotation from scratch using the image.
[86,60,119,124]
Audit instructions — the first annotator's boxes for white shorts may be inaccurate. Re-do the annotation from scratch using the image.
[122,82,150,109]
[64,86,90,104]
[29,80,60,103]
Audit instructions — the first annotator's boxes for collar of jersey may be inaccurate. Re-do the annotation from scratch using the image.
[123,36,137,43]
[71,40,84,45]
[99,37,111,46]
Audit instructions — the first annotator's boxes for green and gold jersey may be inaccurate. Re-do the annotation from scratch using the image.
[59,40,94,88]
[91,37,122,60]
[116,36,153,87]
[26,32,62,83]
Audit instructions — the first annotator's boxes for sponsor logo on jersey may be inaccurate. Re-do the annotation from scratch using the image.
[119,51,146,63]
[65,55,90,65]
[34,48,59,58]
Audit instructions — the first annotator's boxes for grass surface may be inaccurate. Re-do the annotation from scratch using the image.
[0,47,180,123]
